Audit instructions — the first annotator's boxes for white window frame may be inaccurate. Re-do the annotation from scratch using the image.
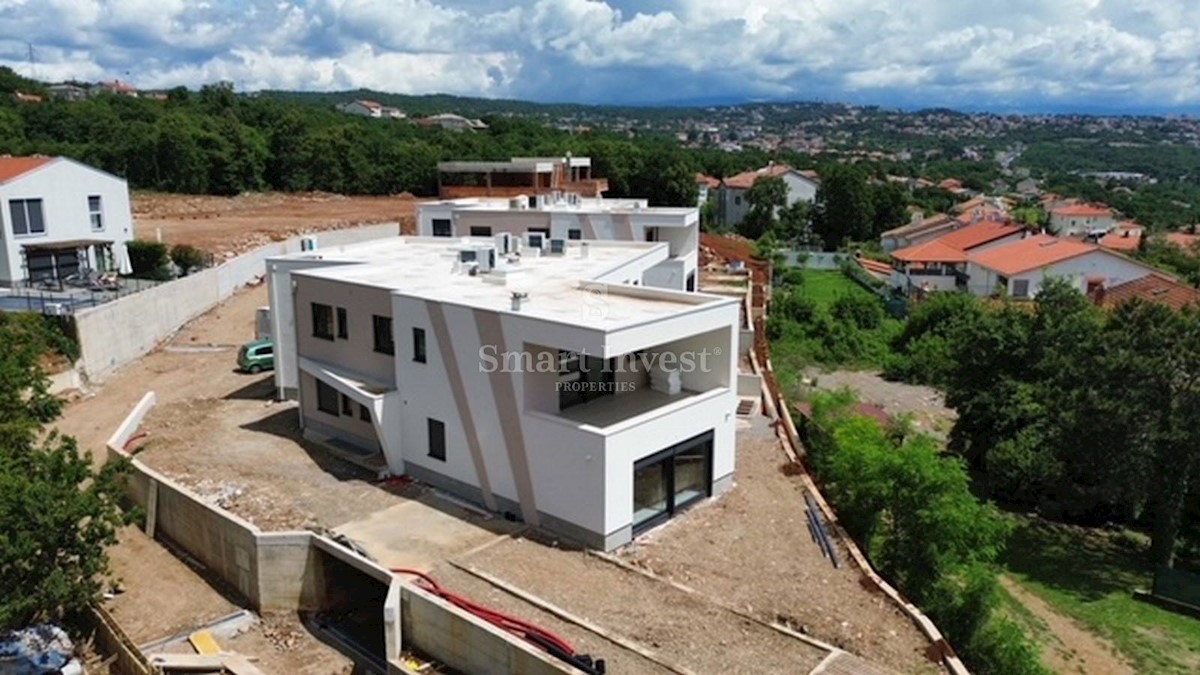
[9,198,46,238]
[88,195,104,231]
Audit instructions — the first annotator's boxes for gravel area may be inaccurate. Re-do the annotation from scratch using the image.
[802,368,957,440]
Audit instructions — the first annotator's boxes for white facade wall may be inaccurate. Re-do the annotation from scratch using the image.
[0,158,133,285]
[967,250,1154,298]
[1050,213,1115,236]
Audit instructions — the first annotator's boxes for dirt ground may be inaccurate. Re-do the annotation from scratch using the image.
[131,192,420,258]
[802,368,957,440]
[1000,577,1135,675]
[618,415,937,674]
[53,286,356,674]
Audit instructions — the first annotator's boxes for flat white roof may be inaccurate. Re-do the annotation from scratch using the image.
[422,196,697,221]
[284,237,726,330]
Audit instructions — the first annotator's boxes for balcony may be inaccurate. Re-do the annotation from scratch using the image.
[558,385,713,428]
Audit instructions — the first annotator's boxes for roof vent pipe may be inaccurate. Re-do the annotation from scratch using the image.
[511,291,529,312]
[580,242,590,259]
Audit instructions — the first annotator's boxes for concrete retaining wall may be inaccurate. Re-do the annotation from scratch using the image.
[77,223,399,381]
[105,391,576,674]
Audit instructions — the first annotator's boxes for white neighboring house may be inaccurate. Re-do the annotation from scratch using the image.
[417,195,700,292]
[265,237,739,550]
[0,156,133,287]
[1048,203,1115,236]
[965,234,1158,299]
[336,99,406,119]
[717,164,818,229]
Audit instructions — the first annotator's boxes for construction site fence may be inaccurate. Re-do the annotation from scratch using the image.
[75,222,401,382]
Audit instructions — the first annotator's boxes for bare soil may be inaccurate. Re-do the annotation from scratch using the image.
[618,415,938,674]
[53,285,355,674]
[132,191,420,258]
[457,537,831,674]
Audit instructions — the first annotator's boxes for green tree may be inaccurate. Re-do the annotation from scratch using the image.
[738,175,787,239]
[812,164,874,249]
[0,314,127,629]
[870,183,908,237]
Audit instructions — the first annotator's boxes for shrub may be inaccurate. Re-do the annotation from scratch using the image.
[777,267,806,289]
[170,244,207,276]
[831,292,884,330]
[125,240,172,280]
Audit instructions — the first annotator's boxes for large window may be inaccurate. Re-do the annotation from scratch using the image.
[558,351,615,410]
[432,219,452,237]
[372,315,394,355]
[413,327,427,363]
[633,431,713,533]
[88,195,104,230]
[315,379,339,415]
[336,307,348,339]
[427,418,446,461]
[312,303,334,340]
[9,199,45,236]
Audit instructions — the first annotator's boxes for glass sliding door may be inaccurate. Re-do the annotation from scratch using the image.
[631,431,713,534]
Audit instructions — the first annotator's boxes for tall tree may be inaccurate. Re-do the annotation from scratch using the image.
[738,175,787,239]
[811,164,874,249]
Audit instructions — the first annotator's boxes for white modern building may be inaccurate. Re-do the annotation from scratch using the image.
[1048,203,1115,236]
[266,237,739,550]
[0,156,133,287]
[417,196,700,292]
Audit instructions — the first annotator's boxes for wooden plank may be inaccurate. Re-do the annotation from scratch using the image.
[187,629,221,655]
[145,478,158,538]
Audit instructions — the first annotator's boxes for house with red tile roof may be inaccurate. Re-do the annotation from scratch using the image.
[0,156,134,287]
[1049,203,1115,236]
[336,99,405,119]
[717,163,818,228]
[965,233,1157,299]
[1093,273,1200,311]
[880,212,958,251]
[890,219,1025,292]
[93,80,138,97]
[696,173,720,207]
[1165,231,1200,255]
[1097,222,1143,253]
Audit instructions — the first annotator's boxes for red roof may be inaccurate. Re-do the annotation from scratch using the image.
[1166,232,1200,253]
[892,239,971,264]
[102,79,137,93]
[696,173,721,189]
[358,100,383,109]
[0,156,55,183]
[968,234,1098,276]
[1100,274,1200,311]
[856,257,894,280]
[722,164,807,190]
[939,178,962,191]
[937,219,1022,250]
[1099,227,1141,252]
[1052,203,1113,218]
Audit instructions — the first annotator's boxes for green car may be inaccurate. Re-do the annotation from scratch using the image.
[238,339,275,374]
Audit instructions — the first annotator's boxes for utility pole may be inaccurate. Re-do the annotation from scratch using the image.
[26,42,36,80]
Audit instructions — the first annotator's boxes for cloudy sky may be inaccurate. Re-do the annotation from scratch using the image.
[2,0,1199,112]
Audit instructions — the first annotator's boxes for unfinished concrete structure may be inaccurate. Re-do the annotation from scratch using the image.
[267,237,739,550]
[417,195,699,291]
[437,156,608,199]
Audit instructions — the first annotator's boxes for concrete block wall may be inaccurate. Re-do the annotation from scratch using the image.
[77,222,399,382]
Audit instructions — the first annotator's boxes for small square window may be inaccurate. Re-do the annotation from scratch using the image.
[567,228,582,240]
[432,219,452,237]
[336,307,348,339]
[428,418,446,461]
[413,327,427,363]
[312,303,334,340]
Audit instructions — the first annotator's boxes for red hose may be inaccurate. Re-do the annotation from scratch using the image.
[391,568,577,657]
[123,431,149,452]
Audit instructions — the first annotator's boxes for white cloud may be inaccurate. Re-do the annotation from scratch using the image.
[0,0,1198,109]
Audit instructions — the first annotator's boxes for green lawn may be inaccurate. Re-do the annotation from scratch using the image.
[1003,516,1200,673]
[792,269,872,307]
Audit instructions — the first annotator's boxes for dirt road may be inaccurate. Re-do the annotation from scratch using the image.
[1000,577,1135,675]
[132,192,420,258]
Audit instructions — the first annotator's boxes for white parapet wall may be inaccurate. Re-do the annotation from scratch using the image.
[76,223,400,382]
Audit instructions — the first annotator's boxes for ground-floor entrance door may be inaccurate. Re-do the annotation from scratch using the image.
[632,430,713,533]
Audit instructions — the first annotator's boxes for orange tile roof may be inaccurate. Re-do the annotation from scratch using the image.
[938,178,962,191]
[1099,228,1141,252]
[856,257,895,280]
[1052,203,1113,218]
[892,239,970,264]
[935,219,1023,251]
[696,173,721,189]
[722,164,810,190]
[1100,274,1200,311]
[1166,232,1200,253]
[881,212,954,238]
[968,234,1098,276]
[0,156,55,183]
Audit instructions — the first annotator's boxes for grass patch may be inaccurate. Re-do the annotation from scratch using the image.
[1003,516,1200,674]
[792,269,872,308]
